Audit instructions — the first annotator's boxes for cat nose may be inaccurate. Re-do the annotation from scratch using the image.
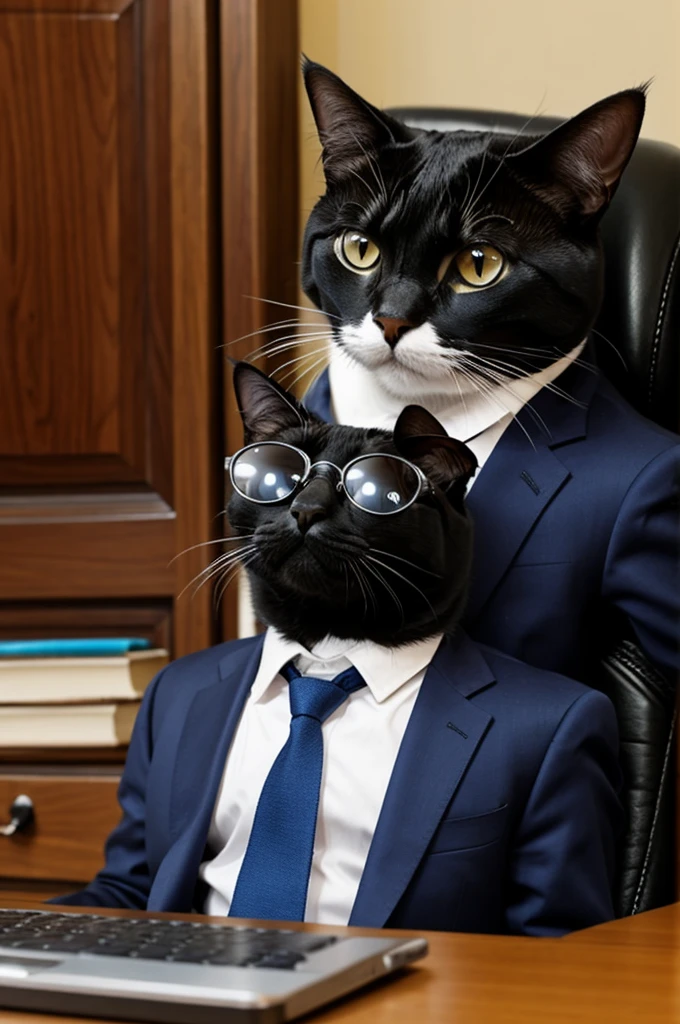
[373,316,417,348]
[291,504,327,534]
[290,479,333,534]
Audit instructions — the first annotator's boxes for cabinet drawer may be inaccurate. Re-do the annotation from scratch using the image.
[0,775,121,883]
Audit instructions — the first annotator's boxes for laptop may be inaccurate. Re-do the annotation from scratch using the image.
[0,906,428,1023]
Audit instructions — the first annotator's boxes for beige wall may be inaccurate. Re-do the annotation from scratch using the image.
[299,0,680,235]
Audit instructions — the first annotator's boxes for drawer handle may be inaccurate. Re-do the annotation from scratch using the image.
[0,795,34,837]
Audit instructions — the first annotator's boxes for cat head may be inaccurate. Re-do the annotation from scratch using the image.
[301,60,645,402]
[227,362,478,648]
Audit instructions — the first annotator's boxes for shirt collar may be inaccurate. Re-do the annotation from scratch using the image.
[252,627,443,705]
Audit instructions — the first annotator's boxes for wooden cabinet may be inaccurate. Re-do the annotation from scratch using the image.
[0,0,299,896]
[0,0,212,653]
[0,774,120,886]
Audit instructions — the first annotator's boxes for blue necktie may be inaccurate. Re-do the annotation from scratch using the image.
[228,660,366,922]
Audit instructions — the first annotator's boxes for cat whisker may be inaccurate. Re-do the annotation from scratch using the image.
[459,137,491,224]
[347,559,370,618]
[345,126,389,205]
[357,560,380,613]
[199,549,259,605]
[464,212,515,235]
[344,163,381,208]
[444,360,537,450]
[213,550,260,613]
[177,544,257,602]
[268,346,331,382]
[549,347,598,373]
[361,557,405,628]
[463,108,545,227]
[455,355,552,435]
[243,328,334,358]
[369,547,443,578]
[589,327,628,370]
[458,170,473,222]
[275,351,331,392]
[168,534,255,568]
[465,340,556,362]
[218,318,307,351]
[244,296,341,321]
[190,544,258,591]
[462,351,586,410]
[245,334,332,365]
[465,339,597,376]
[365,555,437,621]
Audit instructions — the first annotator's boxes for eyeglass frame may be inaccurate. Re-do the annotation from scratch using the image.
[224,440,434,516]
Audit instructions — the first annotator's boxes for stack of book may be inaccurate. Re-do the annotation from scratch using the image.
[0,639,169,748]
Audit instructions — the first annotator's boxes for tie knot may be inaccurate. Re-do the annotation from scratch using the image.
[280,662,365,723]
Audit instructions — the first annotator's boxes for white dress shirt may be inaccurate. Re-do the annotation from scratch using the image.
[328,340,587,481]
[199,628,442,924]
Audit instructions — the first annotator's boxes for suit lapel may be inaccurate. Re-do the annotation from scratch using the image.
[148,637,265,912]
[349,632,495,927]
[464,438,570,621]
[464,361,597,622]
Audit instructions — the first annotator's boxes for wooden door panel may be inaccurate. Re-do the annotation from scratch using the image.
[0,0,298,659]
[0,1,148,488]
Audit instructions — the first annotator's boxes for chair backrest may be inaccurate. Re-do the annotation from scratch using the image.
[388,107,680,432]
[388,106,680,916]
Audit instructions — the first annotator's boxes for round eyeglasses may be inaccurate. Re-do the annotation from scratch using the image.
[225,441,432,516]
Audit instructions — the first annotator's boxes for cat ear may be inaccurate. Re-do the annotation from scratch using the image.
[303,58,412,180]
[232,362,309,444]
[509,87,646,218]
[393,406,478,511]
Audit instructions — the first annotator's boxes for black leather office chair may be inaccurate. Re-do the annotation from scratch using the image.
[389,106,680,917]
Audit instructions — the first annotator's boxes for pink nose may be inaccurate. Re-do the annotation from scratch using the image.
[373,316,417,347]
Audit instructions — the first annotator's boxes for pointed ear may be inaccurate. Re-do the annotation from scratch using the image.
[509,88,646,218]
[394,406,478,511]
[232,362,309,444]
[303,58,412,181]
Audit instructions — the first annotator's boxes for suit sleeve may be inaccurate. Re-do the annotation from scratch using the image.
[602,444,680,678]
[505,688,624,936]
[47,666,168,910]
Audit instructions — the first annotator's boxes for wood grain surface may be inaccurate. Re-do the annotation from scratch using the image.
[0,775,120,883]
[0,898,677,1023]
[219,0,300,641]
[0,518,174,600]
[0,3,144,483]
[170,0,220,657]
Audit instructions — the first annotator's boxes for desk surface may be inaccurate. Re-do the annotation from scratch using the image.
[0,898,678,1024]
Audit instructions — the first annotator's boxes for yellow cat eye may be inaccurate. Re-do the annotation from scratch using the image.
[335,231,381,274]
[453,245,505,289]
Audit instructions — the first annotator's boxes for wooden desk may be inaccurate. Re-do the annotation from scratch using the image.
[0,898,678,1024]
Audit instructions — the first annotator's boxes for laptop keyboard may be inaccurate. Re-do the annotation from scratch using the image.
[0,909,338,969]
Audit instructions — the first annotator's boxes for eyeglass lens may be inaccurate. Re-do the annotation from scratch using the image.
[343,456,420,513]
[231,445,307,502]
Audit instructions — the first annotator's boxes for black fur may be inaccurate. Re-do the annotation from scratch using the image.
[301,60,645,376]
[228,363,477,648]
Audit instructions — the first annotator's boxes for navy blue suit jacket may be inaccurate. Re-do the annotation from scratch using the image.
[304,360,680,682]
[56,631,622,936]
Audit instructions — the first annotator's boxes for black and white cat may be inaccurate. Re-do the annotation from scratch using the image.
[300,61,645,437]
[228,361,477,648]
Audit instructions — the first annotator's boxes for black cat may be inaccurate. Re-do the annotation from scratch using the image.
[300,60,645,408]
[54,360,624,933]
[227,361,477,648]
[297,63,678,688]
